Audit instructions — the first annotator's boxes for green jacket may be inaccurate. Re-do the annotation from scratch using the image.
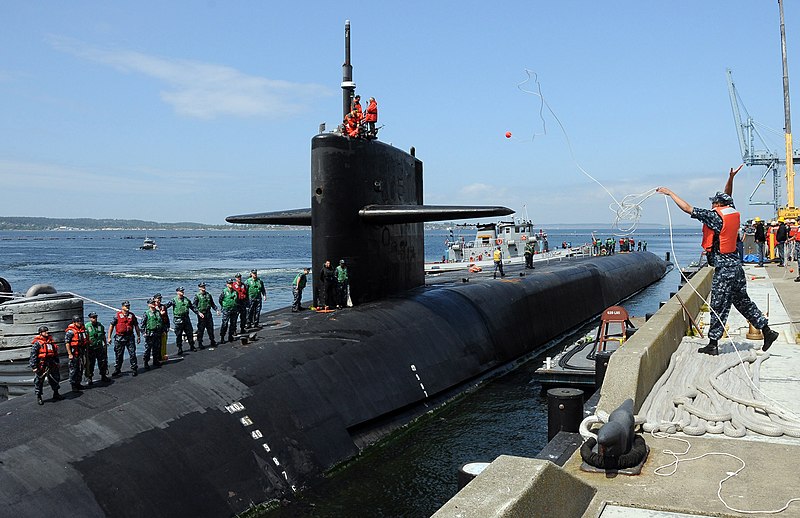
[86,321,106,349]
[219,288,238,309]
[335,265,348,282]
[245,277,266,299]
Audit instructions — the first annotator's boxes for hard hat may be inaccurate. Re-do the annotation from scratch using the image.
[235,273,242,278]
[38,325,49,333]
[88,312,98,318]
[121,300,130,307]
[176,286,184,292]
[754,217,761,222]
[72,315,82,323]
[779,217,785,222]
[198,282,206,287]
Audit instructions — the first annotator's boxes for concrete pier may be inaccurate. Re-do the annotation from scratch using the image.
[434,263,800,517]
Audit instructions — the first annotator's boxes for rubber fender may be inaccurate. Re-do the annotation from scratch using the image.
[0,277,11,303]
[25,284,58,298]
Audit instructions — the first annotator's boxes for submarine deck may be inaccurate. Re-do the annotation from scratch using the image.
[434,262,800,518]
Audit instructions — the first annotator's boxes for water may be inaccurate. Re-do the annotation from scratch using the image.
[0,226,699,517]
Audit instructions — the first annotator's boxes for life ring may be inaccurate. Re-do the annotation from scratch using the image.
[468,266,482,273]
[520,235,528,241]
[496,238,503,245]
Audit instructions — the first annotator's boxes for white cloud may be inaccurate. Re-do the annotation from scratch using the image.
[47,35,332,119]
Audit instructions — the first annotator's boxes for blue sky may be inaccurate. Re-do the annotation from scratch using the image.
[1,1,798,226]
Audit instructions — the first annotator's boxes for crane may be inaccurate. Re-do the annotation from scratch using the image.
[726,69,785,214]
[726,0,800,219]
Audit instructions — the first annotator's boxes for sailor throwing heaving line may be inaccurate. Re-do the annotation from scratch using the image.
[657,185,779,355]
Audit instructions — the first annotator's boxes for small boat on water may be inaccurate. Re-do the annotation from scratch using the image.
[139,237,157,250]
[425,218,590,273]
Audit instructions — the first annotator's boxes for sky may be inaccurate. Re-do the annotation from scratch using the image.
[2,1,799,226]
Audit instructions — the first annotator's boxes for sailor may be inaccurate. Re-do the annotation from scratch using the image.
[657,186,779,355]
[524,240,535,269]
[141,298,163,369]
[320,260,337,310]
[84,311,109,385]
[108,301,141,377]
[29,326,62,405]
[794,225,800,281]
[493,246,505,279]
[351,94,363,119]
[365,96,378,136]
[219,279,239,343]
[344,110,361,138]
[64,315,89,392]
[153,293,170,360]
[232,273,249,333]
[776,217,788,266]
[163,287,203,355]
[292,267,310,312]
[194,282,220,348]
[245,269,267,328]
[335,260,349,308]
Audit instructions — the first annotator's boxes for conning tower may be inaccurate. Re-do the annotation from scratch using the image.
[227,22,511,303]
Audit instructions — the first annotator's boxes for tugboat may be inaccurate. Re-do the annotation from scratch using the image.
[139,237,157,250]
[426,218,588,273]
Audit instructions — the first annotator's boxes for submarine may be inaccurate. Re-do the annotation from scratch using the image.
[0,22,669,517]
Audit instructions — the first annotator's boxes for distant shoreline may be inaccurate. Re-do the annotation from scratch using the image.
[0,216,694,232]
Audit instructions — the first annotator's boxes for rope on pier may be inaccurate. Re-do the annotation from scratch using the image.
[638,339,800,438]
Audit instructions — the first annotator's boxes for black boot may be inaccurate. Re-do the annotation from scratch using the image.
[763,325,779,352]
[52,390,63,401]
[698,339,719,355]
[111,369,121,378]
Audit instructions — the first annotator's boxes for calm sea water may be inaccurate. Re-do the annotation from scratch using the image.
[0,227,699,517]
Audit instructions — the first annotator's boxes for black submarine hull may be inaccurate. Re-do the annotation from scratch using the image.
[0,252,667,517]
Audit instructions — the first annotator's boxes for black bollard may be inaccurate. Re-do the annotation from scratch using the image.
[547,388,584,441]
[659,301,666,308]
[457,462,490,490]
[595,350,614,390]
[665,251,671,262]
[645,312,654,321]
[669,292,677,298]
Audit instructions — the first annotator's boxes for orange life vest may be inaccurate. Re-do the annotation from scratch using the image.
[33,335,58,360]
[365,100,378,122]
[65,322,89,354]
[115,311,135,334]
[233,281,247,300]
[701,206,740,254]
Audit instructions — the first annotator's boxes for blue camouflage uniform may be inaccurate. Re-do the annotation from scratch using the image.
[692,206,768,341]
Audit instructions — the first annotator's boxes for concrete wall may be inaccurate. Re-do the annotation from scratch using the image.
[597,266,712,415]
[432,456,596,518]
